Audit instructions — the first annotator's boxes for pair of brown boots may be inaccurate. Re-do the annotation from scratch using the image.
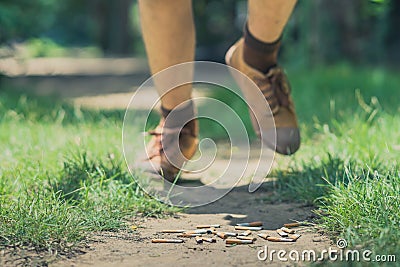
[142,37,300,181]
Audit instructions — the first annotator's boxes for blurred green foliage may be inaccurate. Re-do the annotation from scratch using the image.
[0,0,399,65]
[0,0,58,43]
[19,38,102,58]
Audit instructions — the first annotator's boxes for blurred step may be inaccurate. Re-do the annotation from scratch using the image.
[0,57,150,98]
[0,57,149,76]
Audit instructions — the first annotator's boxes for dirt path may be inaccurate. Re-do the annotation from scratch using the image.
[0,87,334,266]
[55,93,333,266]
[54,184,333,267]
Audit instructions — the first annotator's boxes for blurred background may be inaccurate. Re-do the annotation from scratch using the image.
[0,0,399,130]
[1,0,398,63]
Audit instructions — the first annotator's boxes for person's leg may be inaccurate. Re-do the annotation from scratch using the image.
[248,0,297,42]
[226,0,300,155]
[138,0,195,110]
[138,0,198,180]
[244,0,297,73]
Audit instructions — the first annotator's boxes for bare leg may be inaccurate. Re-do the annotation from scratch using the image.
[248,0,297,42]
[225,0,300,155]
[138,0,195,110]
[138,0,198,179]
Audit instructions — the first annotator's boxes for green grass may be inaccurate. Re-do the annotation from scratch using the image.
[270,111,400,259]
[300,67,398,258]
[210,63,400,261]
[0,89,177,254]
[273,64,399,261]
[11,38,103,58]
[0,63,399,264]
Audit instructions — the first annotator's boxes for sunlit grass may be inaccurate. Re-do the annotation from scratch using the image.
[0,64,399,263]
[0,89,177,253]
[209,64,400,259]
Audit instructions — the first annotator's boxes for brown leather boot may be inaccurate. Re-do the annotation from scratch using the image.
[141,103,198,182]
[226,38,300,155]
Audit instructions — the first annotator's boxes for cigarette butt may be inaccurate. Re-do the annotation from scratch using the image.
[194,229,208,234]
[152,239,184,243]
[202,237,216,243]
[216,232,227,239]
[161,230,186,233]
[266,237,294,242]
[224,232,238,237]
[195,236,203,244]
[177,233,202,237]
[206,227,216,234]
[288,234,301,241]
[276,229,289,237]
[237,236,257,241]
[238,230,252,236]
[216,232,237,239]
[281,227,295,234]
[196,224,220,229]
[234,226,262,231]
[283,222,301,228]
[236,221,263,227]
[257,233,270,240]
[185,229,207,234]
[226,238,254,245]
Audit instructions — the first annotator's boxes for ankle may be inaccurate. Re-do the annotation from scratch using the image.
[161,100,196,133]
[243,24,281,73]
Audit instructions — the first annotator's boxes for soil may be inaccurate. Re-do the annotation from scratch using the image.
[52,185,333,267]
[1,175,333,266]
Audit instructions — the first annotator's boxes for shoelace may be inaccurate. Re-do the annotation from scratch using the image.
[146,126,193,160]
[146,129,163,160]
[254,67,291,114]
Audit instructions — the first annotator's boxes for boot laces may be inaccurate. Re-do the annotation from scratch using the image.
[146,126,192,160]
[253,67,291,114]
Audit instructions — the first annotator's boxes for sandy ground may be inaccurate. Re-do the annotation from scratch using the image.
[1,138,334,267]
[54,202,332,267]
[0,193,333,267]
[1,143,334,267]
[51,173,333,267]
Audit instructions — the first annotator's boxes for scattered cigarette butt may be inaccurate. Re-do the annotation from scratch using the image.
[131,225,138,230]
[216,232,236,239]
[288,234,301,241]
[185,229,208,234]
[236,221,263,227]
[206,227,216,234]
[202,237,216,243]
[283,222,301,228]
[257,233,270,240]
[237,236,257,241]
[281,227,295,234]
[276,229,289,237]
[194,229,208,234]
[216,232,227,239]
[226,238,254,245]
[195,236,203,244]
[152,239,184,243]
[224,232,238,237]
[161,230,186,233]
[235,226,262,231]
[196,224,220,229]
[238,230,252,236]
[177,233,202,237]
[266,237,294,242]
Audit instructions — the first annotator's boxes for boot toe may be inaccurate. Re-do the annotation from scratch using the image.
[262,128,300,155]
[275,128,300,155]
